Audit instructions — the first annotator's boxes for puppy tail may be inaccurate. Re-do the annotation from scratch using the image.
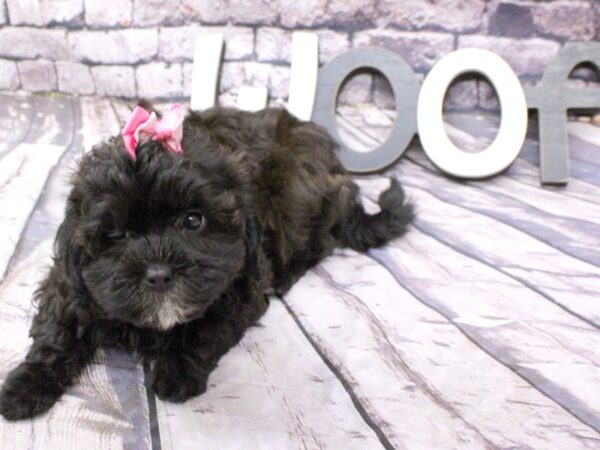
[340,178,414,252]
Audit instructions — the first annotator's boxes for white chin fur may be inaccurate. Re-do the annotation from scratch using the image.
[155,299,187,330]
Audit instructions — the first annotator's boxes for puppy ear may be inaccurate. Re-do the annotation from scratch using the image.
[243,209,262,281]
[55,204,93,336]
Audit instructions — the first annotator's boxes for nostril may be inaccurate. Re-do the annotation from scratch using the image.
[145,264,174,290]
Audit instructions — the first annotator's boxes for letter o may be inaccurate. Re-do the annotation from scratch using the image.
[417,48,528,178]
[312,48,420,173]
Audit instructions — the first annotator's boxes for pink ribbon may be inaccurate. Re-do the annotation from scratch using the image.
[122,104,184,160]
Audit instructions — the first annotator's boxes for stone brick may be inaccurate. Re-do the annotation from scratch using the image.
[227,0,278,25]
[183,63,193,97]
[479,77,536,111]
[159,26,253,62]
[178,0,278,25]
[91,65,136,98]
[56,61,95,95]
[0,59,19,90]
[220,62,271,95]
[279,0,328,28]
[533,1,596,41]
[181,0,229,24]
[488,1,534,38]
[269,66,290,100]
[6,0,83,25]
[256,28,291,63]
[0,0,6,25]
[0,27,68,60]
[42,0,83,25]
[478,79,500,111]
[373,72,424,110]
[317,30,350,64]
[326,0,376,26]
[377,0,485,32]
[136,62,183,99]
[134,0,183,26]
[69,30,158,64]
[338,72,372,105]
[373,74,395,110]
[6,0,43,25]
[458,35,560,77]
[85,0,132,28]
[256,28,349,64]
[279,0,375,27]
[18,59,57,92]
[443,77,478,110]
[353,30,454,72]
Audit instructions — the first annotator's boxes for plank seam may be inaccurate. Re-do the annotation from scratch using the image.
[277,296,396,450]
[143,362,162,450]
[404,153,600,256]
[365,186,600,330]
[364,228,600,434]
[511,159,600,206]
[0,96,77,280]
[403,160,600,269]
[336,113,600,326]
[313,266,500,449]
[337,111,600,264]
[340,109,600,215]
[104,98,163,450]
[372,186,600,329]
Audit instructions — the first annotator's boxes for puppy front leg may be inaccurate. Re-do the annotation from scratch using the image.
[151,285,269,403]
[0,272,96,421]
[0,337,95,421]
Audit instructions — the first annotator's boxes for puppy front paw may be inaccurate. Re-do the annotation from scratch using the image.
[0,362,64,421]
[151,357,208,403]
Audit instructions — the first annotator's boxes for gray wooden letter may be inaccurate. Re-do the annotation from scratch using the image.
[312,48,420,173]
[525,42,600,185]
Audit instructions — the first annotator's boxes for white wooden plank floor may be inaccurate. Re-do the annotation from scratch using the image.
[0,94,598,450]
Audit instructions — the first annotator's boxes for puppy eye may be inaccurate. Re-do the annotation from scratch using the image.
[108,230,128,240]
[182,213,206,231]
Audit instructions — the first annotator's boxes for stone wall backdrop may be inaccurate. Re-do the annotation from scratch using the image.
[0,0,599,110]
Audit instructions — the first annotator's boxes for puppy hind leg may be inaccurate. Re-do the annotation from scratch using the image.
[273,228,336,295]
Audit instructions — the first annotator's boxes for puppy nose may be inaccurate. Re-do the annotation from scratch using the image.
[145,264,174,291]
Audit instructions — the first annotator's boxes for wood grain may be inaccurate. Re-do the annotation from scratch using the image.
[339,108,600,325]
[0,97,151,450]
[336,109,600,434]
[155,300,385,450]
[1,94,599,449]
[0,96,74,278]
[285,248,600,448]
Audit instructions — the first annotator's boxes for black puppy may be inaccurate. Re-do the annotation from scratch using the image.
[0,104,413,420]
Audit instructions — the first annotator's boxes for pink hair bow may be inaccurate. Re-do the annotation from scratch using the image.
[122,103,184,160]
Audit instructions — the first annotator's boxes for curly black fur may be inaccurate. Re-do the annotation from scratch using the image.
[0,105,413,420]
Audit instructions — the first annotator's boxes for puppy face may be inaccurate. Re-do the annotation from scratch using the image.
[60,136,253,330]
